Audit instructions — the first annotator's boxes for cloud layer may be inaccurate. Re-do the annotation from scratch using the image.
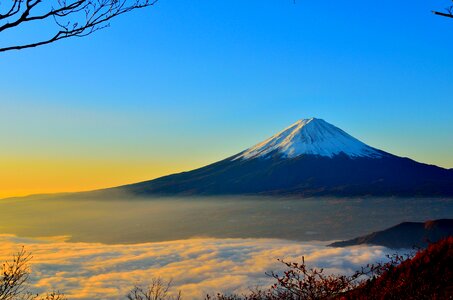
[0,235,391,299]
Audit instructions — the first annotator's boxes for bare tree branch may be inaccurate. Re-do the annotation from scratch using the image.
[0,0,159,52]
[433,10,453,18]
[433,1,453,19]
[127,278,182,300]
[0,247,33,300]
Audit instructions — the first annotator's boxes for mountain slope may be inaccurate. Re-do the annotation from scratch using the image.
[329,219,453,248]
[115,118,453,197]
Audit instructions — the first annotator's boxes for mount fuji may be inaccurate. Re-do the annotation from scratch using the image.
[116,118,453,197]
[233,118,383,160]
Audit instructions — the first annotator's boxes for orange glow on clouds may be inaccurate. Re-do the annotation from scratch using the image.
[0,235,390,299]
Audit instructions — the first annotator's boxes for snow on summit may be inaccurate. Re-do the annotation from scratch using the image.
[234,118,383,160]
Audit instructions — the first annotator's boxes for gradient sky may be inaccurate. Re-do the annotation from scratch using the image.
[1,0,452,198]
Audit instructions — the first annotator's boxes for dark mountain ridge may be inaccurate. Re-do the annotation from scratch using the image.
[10,118,452,199]
[329,219,453,249]
[115,150,453,197]
[110,118,453,197]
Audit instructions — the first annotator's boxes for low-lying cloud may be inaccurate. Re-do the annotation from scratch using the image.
[0,235,391,299]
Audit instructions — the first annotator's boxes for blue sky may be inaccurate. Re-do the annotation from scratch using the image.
[1,0,452,196]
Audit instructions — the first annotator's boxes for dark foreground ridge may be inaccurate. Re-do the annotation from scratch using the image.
[329,219,453,249]
[212,236,453,299]
[344,237,453,299]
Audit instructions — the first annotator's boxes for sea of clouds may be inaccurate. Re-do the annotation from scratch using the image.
[0,235,392,299]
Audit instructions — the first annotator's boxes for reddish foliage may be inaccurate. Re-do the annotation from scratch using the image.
[211,237,453,300]
[347,237,453,299]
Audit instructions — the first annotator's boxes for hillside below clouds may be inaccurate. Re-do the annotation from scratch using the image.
[330,219,453,249]
[116,118,453,197]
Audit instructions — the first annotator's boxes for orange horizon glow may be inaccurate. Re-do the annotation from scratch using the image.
[2,150,453,199]
[0,157,206,199]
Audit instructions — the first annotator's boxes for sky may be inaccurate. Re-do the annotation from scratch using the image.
[1,0,452,198]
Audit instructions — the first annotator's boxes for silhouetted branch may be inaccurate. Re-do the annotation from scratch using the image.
[0,247,66,300]
[433,1,453,19]
[0,0,159,52]
[127,278,182,300]
[433,10,453,18]
[0,247,33,300]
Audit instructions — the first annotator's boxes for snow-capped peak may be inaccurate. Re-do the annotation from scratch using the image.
[234,118,383,160]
